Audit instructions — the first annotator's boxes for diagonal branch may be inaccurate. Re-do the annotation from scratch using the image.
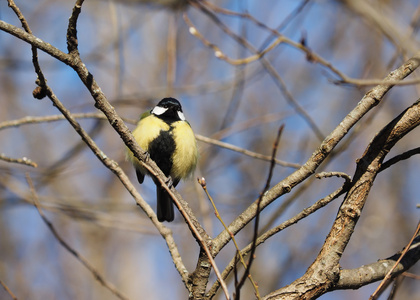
[26,174,130,300]
[63,3,229,298]
[1,2,192,290]
[207,176,347,298]
[337,235,420,290]
[235,125,284,299]
[0,279,18,300]
[212,50,420,256]
[186,2,325,141]
[263,98,420,299]
[369,222,420,300]
[380,147,420,172]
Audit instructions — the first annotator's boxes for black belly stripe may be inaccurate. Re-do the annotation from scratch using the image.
[148,129,176,177]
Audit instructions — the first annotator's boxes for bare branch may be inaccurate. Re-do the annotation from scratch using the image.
[315,171,352,185]
[263,98,420,299]
[0,279,18,300]
[26,174,130,300]
[213,51,420,256]
[370,222,420,300]
[0,113,106,130]
[380,147,420,172]
[196,134,300,169]
[186,2,325,141]
[208,181,347,298]
[235,125,284,299]
[337,235,420,290]
[0,4,192,288]
[199,177,258,299]
[0,153,37,168]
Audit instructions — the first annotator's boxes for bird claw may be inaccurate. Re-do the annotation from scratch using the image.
[144,151,150,161]
[166,176,174,188]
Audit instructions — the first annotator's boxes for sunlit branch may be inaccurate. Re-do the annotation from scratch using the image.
[198,177,260,300]
[185,13,287,65]
[0,153,38,168]
[196,134,300,169]
[212,50,420,255]
[235,125,283,299]
[336,235,420,290]
[187,2,325,140]
[263,99,420,299]
[0,279,18,300]
[65,2,230,298]
[315,171,352,185]
[209,182,347,297]
[370,222,420,300]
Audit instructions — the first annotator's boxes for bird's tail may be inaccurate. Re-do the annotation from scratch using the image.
[156,186,174,222]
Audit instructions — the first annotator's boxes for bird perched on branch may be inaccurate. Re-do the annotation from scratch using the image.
[127,97,198,222]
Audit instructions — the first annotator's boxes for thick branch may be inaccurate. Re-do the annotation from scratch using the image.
[213,51,420,255]
[263,99,420,299]
[337,236,420,289]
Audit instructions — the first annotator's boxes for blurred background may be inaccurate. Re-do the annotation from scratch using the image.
[0,0,419,299]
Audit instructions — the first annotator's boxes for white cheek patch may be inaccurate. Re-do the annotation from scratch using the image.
[151,106,168,116]
[177,111,186,121]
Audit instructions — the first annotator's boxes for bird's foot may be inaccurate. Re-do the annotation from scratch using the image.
[166,176,174,188]
[144,151,150,161]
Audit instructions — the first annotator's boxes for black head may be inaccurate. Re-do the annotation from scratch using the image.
[151,97,186,123]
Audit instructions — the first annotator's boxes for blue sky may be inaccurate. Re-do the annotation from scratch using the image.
[0,1,419,299]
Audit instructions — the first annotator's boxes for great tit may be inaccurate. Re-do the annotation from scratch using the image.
[127,97,198,222]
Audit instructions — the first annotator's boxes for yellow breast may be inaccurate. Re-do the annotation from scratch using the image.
[126,115,197,180]
[171,121,198,179]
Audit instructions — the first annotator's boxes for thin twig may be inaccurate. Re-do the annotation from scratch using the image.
[0,279,18,300]
[196,0,420,89]
[208,181,347,297]
[380,147,420,172]
[235,125,284,299]
[369,222,420,300]
[7,0,47,97]
[185,14,286,65]
[386,276,404,300]
[333,77,420,87]
[402,272,420,280]
[26,173,130,300]
[219,9,247,131]
[211,50,420,256]
[0,113,299,169]
[198,177,260,299]
[315,171,352,185]
[196,134,300,168]
[0,153,38,168]
[0,113,131,130]
[185,3,325,140]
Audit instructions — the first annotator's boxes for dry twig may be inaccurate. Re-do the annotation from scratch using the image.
[26,173,130,300]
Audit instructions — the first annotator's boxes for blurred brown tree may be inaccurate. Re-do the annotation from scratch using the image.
[0,0,419,300]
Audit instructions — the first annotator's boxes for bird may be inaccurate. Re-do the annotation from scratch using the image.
[126,97,198,222]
